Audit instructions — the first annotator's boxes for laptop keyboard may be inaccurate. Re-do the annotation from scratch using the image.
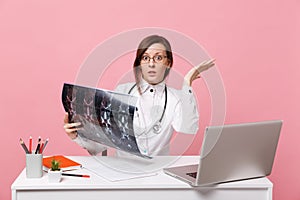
[186,172,197,178]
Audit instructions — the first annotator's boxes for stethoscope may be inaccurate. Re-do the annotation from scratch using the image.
[128,83,167,134]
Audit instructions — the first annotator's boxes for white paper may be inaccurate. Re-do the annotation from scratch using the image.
[82,157,157,182]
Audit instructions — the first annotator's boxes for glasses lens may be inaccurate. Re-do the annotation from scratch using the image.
[140,55,166,63]
[141,55,150,63]
[154,55,163,62]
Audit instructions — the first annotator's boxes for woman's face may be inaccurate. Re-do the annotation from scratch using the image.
[140,43,170,85]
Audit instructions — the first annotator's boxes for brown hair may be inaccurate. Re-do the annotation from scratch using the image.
[133,35,173,94]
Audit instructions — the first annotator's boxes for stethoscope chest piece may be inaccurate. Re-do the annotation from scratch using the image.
[152,122,162,134]
[129,83,167,135]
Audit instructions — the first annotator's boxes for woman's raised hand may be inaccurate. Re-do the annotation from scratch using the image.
[184,59,215,86]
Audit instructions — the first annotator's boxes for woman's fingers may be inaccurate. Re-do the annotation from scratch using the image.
[196,59,216,73]
[64,112,69,124]
[64,122,81,131]
[63,122,81,139]
[63,112,81,139]
[64,122,81,128]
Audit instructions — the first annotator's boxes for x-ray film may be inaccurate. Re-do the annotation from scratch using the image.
[62,83,150,158]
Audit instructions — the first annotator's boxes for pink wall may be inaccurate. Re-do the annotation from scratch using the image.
[1,0,299,199]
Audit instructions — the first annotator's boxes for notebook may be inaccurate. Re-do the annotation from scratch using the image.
[163,120,282,186]
[43,155,82,171]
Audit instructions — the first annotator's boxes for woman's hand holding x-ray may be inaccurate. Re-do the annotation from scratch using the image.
[184,59,215,86]
[63,112,81,140]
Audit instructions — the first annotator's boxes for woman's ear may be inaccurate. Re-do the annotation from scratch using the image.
[167,59,171,66]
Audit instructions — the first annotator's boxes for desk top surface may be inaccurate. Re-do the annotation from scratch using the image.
[12,156,272,190]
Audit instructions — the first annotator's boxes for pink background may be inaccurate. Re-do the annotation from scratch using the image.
[0,1,299,199]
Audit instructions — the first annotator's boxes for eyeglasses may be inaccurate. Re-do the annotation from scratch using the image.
[140,54,167,64]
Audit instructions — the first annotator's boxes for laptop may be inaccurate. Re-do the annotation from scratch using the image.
[163,120,282,186]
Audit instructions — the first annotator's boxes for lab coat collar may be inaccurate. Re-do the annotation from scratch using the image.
[139,79,166,94]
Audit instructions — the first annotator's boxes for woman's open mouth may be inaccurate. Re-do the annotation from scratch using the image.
[148,71,156,76]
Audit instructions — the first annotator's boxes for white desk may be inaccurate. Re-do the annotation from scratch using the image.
[11,156,273,200]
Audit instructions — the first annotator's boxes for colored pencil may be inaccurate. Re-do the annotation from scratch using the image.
[19,138,29,154]
[29,136,32,153]
[35,136,41,154]
[41,138,49,153]
[39,141,44,154]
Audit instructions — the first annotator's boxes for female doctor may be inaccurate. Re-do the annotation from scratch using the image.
[63,35,215,156]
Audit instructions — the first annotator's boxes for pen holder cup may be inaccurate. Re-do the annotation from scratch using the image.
[26,154,43,178]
